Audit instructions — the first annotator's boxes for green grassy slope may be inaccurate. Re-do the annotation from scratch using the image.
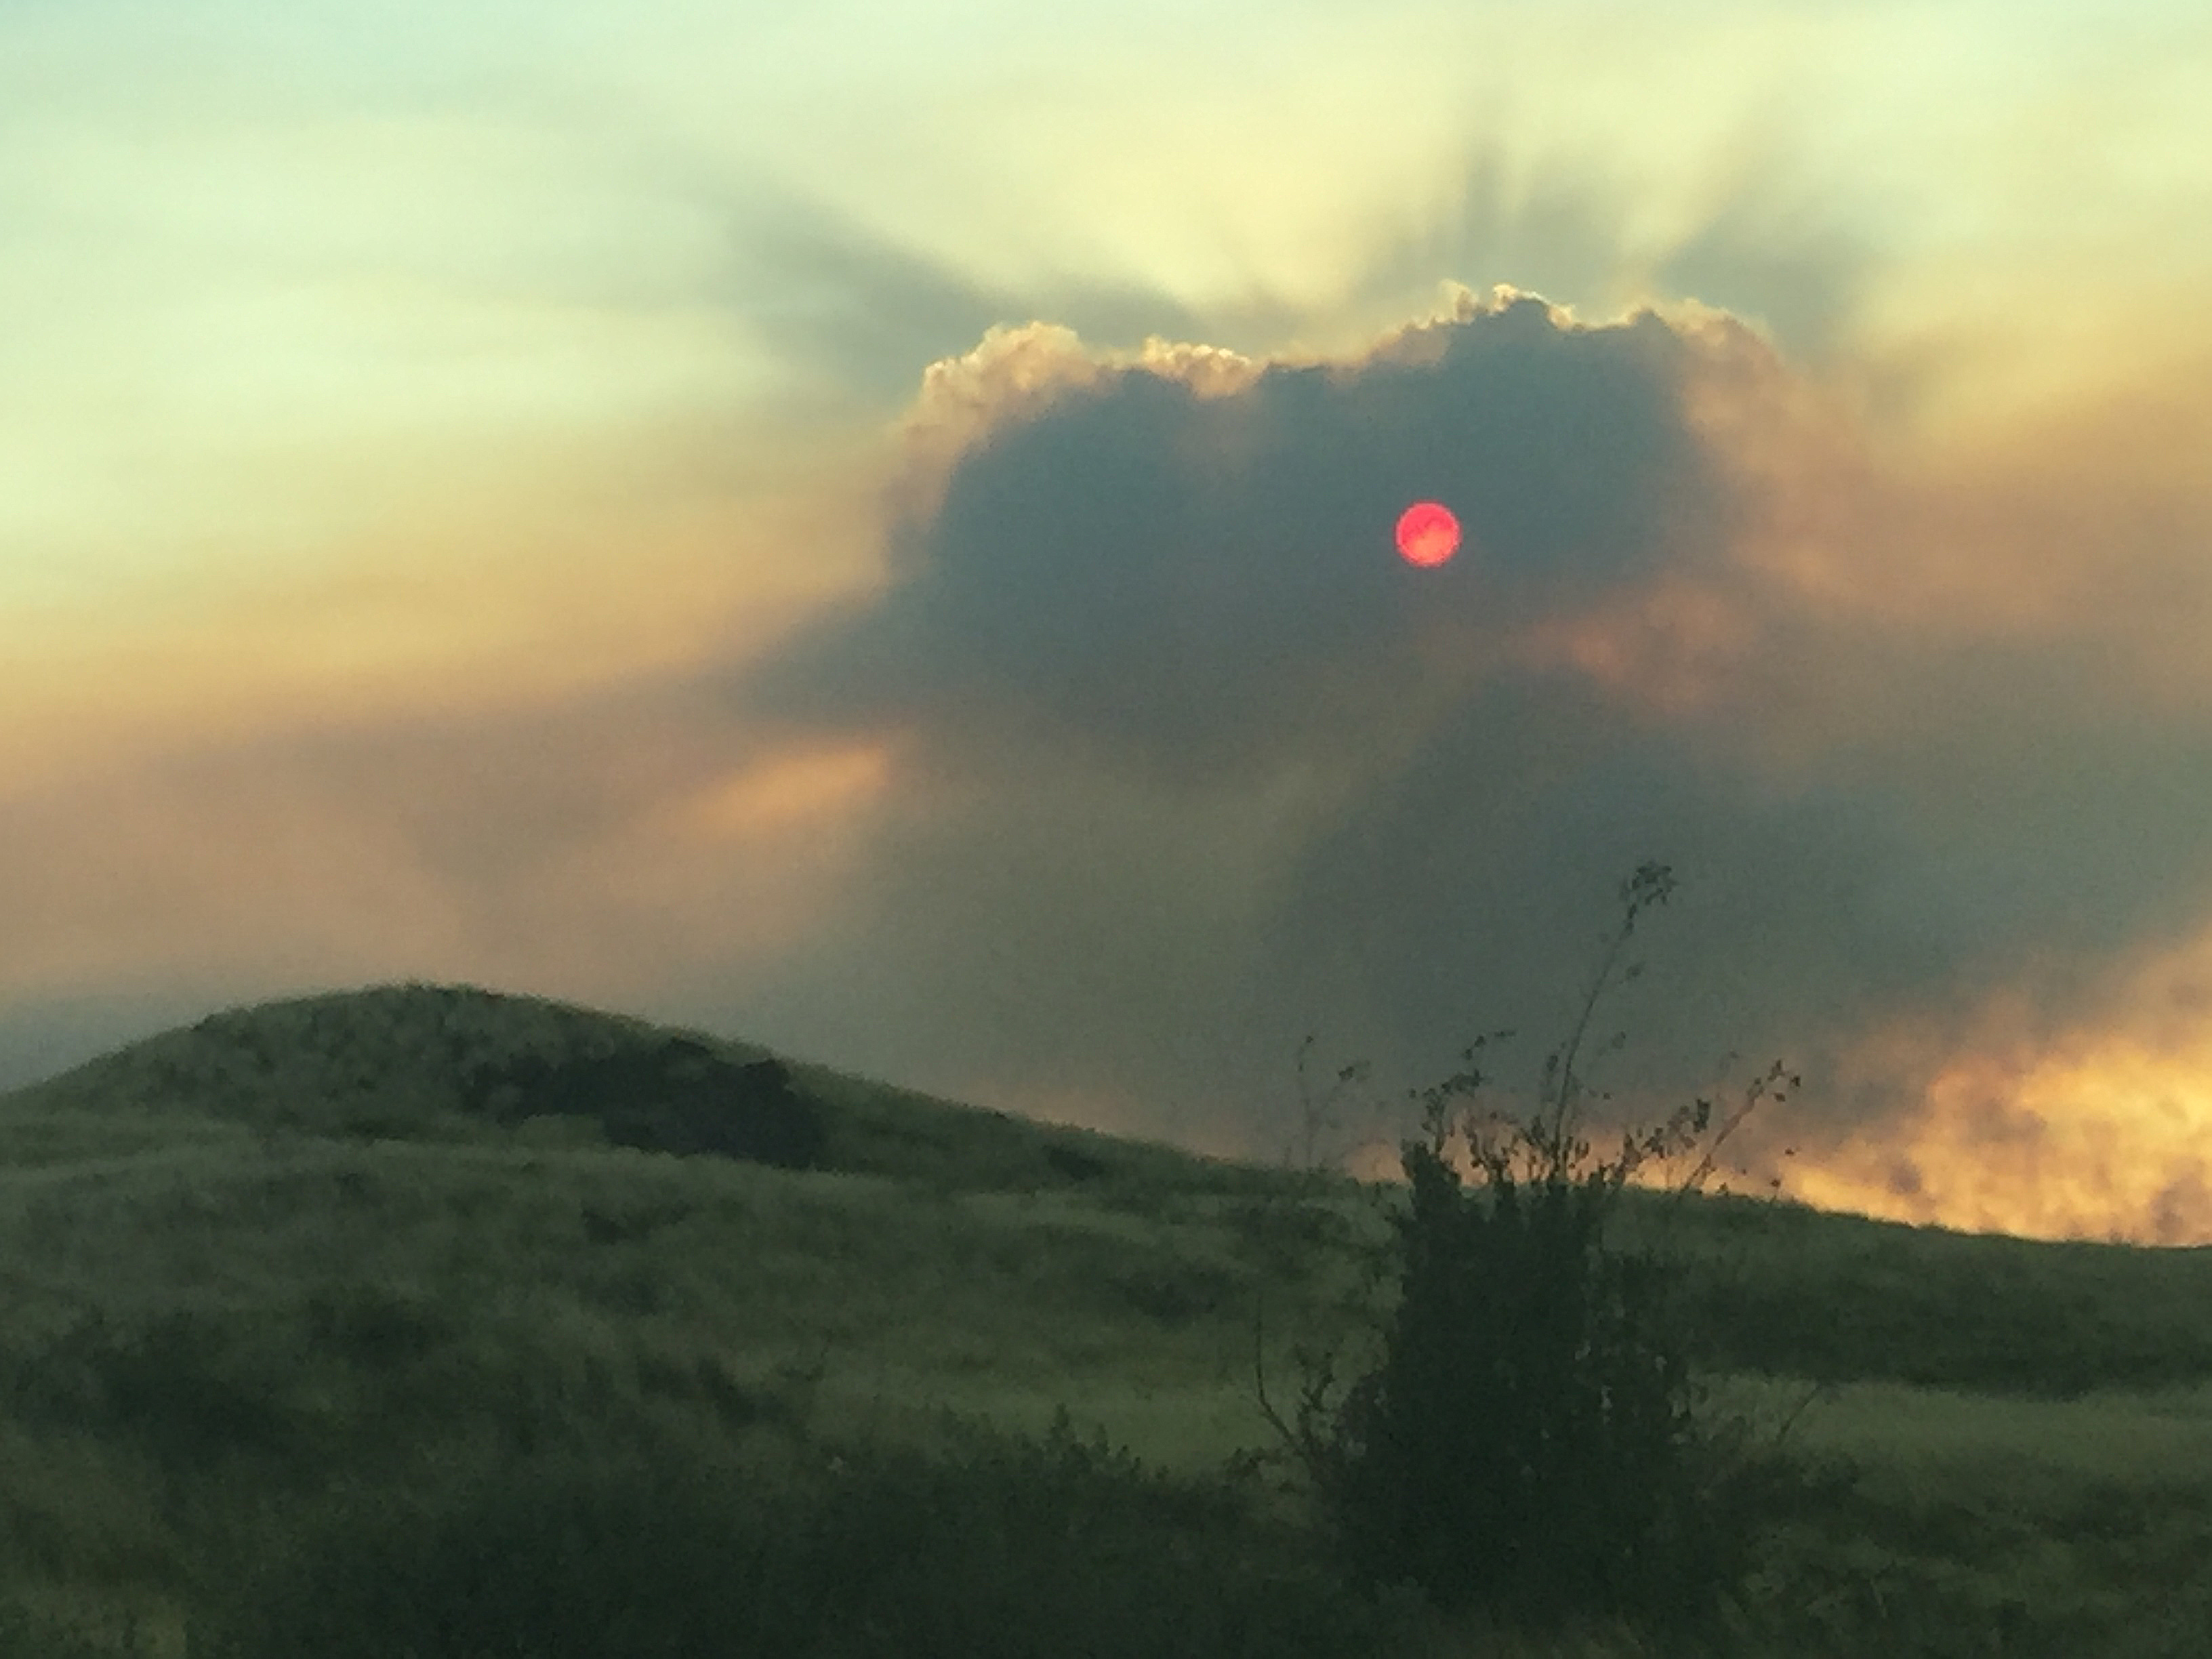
[0,981,2207,1656]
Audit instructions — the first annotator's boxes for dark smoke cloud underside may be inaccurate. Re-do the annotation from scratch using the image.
[724,293,2212,1181]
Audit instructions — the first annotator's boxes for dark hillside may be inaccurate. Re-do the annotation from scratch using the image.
[0,982,1298,1203]
[1,983,2211,1655]
[1,984,784,1149]
[8,981,2212,1406]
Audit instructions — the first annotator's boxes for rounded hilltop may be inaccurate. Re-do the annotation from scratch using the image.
[0,980,1341,1208]
[0,981,814,1161]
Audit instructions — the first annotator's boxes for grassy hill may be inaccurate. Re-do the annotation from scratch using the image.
[0,981,2208,1656]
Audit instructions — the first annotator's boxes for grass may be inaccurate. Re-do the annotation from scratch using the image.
[0,979,2203,1654]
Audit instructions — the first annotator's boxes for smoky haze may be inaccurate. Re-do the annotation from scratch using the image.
[726,287,2212,1192]
[756,297,1716,786]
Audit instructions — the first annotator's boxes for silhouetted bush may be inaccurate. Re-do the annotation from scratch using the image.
[1242,861,1866,1650]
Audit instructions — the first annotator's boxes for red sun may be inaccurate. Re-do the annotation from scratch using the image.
[1395,500,1460,567]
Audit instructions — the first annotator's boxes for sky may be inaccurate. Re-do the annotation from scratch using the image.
[5,0,2212,1244]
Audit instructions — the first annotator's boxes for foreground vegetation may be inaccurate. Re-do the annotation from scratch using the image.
[0,898,2208,1654]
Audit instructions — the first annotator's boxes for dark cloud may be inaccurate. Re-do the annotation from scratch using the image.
[726,292,1775,1131]
[720,287,2212,1202]
[752,293,1727,787]
[1261,635,2212,1128]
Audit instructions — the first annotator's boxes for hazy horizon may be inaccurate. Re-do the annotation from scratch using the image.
[6,0,2211,1245]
